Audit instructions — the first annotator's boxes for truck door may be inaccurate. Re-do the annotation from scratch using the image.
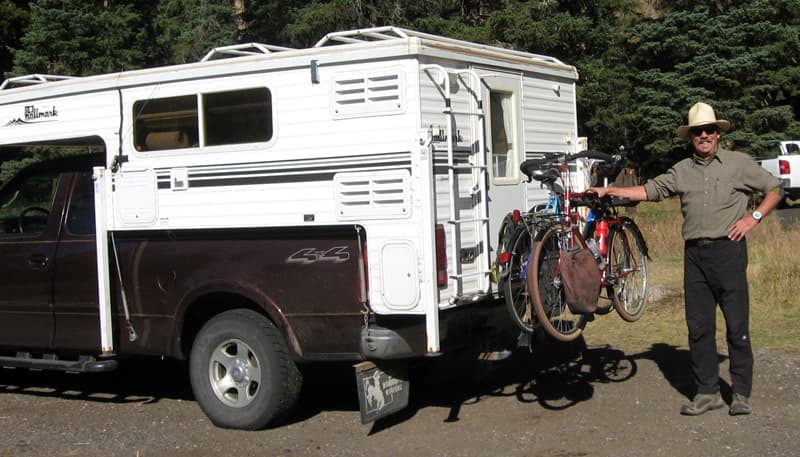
[0,169,62,348]
[52,171,101,351]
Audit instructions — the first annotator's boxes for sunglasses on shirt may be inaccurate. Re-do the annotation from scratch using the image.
[689,125,719,136]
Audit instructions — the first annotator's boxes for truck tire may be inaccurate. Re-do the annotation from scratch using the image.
[189,309,302,430]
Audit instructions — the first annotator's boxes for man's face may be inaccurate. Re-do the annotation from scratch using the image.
[690,124,720,158]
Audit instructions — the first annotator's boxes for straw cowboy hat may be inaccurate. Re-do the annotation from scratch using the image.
[677,102,731,140]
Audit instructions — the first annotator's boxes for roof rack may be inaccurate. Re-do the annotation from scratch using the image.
[201,42,296,62]
[0,74,77,90]
[313,26,564,65]
[314,26,412,46]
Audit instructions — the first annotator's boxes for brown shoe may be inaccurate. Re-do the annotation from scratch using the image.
[729,393,752,416]
[680,393,724,416]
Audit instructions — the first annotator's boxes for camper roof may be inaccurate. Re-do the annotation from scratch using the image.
[1,26,576,97]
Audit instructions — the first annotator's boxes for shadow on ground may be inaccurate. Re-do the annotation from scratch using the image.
[0,340,707,431]
[0,356,193,404]
[364,338,701,434]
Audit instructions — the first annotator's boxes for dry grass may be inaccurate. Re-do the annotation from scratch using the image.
[585,198,800,355]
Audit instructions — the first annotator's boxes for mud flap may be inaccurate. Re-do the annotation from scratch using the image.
[354,361,410,424]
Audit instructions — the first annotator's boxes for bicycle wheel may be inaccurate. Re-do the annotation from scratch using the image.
[503,226,535,332]
[607,220,648,322]
[530,224,588,342]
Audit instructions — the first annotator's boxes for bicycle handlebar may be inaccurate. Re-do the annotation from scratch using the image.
[566,150,615,163]
[570,191,637,209]
[520,150,615,181]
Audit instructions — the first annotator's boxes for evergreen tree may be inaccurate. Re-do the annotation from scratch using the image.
[153,0,241,64]
[0,0,29,85]
[622,0,800,174]
[239,0,303,47]
[11,0,148,77]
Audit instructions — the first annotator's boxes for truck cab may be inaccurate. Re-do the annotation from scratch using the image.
[0,154,105,359]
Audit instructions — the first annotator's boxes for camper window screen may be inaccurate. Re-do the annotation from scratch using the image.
[134,95,199,151]
[203,88,272,146]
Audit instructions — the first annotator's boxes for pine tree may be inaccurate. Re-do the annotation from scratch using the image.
[153,0,241,64]
[0,0,29,85]
[12,0,148,77]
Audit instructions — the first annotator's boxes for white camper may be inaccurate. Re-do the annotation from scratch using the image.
[0,27,581,427]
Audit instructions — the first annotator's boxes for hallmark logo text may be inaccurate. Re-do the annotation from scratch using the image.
[25,105,58,121]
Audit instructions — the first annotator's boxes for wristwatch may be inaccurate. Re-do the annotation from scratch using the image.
[752,210,763,222]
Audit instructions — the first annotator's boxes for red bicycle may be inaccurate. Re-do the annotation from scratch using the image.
[497,151,650,341]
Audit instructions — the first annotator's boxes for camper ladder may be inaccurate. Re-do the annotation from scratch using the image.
[422,65,492,301]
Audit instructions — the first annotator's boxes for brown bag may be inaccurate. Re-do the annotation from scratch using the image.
[558,248,601,314]
[614,168,639,187]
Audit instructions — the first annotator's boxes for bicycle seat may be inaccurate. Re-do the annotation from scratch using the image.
[529,167,561,184]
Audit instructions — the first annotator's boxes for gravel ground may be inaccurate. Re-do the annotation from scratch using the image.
[1,337,798,457]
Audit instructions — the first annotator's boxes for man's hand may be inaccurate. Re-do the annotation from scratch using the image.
[728,191,783,240]
[587,187,610,197]
[586,185,648,202]
[728,215,760,241]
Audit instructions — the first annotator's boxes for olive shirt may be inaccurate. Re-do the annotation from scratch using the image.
[643,148,781,241]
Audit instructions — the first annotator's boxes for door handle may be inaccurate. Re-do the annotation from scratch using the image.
[27,255,49,269]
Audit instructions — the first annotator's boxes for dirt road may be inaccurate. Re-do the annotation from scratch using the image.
[1,336,798,457]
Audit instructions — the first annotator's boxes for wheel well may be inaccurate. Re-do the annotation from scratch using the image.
[179,293,266,359]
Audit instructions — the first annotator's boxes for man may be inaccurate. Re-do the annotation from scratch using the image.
[590,102,783,416]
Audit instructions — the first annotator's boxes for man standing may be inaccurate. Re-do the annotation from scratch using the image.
[590,102,783,416]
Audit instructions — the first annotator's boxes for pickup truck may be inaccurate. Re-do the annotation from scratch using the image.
[0,153,508,430]
[759,140,800,202]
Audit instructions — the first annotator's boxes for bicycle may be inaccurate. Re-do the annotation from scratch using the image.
[497,150,650,342]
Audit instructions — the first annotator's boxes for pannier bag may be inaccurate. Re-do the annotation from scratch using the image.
[558,248,601,314]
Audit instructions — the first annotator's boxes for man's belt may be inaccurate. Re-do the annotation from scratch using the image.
[685,237,730,247]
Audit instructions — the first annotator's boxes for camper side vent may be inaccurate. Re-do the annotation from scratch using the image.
[334,170,410,220]
[332,69,405,119]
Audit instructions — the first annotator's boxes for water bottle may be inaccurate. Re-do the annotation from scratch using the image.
[585,238,605,270]
[596,220,609,256]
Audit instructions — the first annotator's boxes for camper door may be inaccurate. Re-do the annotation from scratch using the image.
[480,72,525,246]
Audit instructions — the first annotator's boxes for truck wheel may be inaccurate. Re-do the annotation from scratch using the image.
[189,309,302,430]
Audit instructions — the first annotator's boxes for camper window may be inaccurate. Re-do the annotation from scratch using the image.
[133,88,273,151]
[488,90,519,183]
[134,95,199,151]
[202,87,272,146]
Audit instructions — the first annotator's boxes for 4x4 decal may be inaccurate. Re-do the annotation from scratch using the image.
[286,246,350,264]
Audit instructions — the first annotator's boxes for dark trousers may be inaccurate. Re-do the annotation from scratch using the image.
[684,238,752,397]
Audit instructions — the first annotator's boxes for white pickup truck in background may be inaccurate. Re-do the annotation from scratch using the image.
[759,141,800,203]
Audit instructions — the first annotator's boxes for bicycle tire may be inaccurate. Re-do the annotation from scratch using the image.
[529,224,588,342]
[607,220,648,322]
[503,226,535,332]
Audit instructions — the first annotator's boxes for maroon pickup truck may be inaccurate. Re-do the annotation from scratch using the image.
[0,154,511,429]
[0,154,368,429]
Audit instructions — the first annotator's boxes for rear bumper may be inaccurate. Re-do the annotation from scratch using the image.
[360,298,512,359]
